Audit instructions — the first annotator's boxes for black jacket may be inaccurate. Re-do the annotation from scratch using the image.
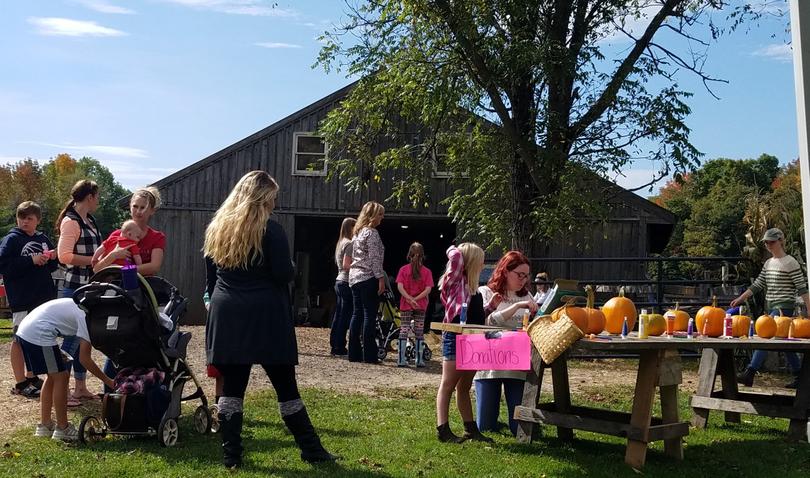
[0,228,58,312]
[205,219,297,365]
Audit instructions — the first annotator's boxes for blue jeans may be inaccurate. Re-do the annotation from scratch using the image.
[348,278,379,363]
[749,308,801,375]
[475,378,525,435]
[60,287,87,380]
[330,280,353,354]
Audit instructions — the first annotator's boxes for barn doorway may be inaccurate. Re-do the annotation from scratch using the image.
[293,215,455,328]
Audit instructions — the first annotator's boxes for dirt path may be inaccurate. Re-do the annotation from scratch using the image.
[0,327,715,438]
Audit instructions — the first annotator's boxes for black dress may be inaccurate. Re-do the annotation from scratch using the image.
[205,219,297,365]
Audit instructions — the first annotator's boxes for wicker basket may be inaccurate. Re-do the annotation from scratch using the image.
[526,314,584,364]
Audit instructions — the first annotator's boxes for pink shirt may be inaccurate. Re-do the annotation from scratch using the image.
[396,264,434,311]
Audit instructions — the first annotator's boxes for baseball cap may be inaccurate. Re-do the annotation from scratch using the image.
[762,228,784,242]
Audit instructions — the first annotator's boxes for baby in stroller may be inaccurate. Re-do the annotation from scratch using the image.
[72,266,211,446]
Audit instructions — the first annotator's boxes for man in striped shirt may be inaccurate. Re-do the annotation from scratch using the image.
[732,228,810,388]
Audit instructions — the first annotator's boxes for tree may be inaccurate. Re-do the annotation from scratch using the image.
[317,1,766,251]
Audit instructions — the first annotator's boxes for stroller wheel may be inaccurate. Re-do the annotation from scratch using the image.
[158,417,179,447]
[377,346,387,361]
[193,405,212,435]
[209,404,220,433]
[422,345,432,362]
[78,416,105,445]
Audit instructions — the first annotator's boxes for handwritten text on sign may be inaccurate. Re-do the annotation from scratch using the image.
[455,331,531,371]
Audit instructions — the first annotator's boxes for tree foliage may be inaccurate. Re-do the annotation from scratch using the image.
[317,0,763,251]
[0,155,130,238]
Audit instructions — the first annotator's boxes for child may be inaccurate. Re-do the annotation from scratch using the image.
[91,219,144,267]
[15,298,115,441]
[395,242,433,367]
[435,243,493,443]
[0,201,58,399]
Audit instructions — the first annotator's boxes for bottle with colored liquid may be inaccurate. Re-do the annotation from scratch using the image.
[621,316,629,339]
[459,302,468,325]
[638,309,649,339]
[687,318,695,339]
[723,313,733,338]
[121,260,139,291]
[522,310,530,331]
[665,310,676,337]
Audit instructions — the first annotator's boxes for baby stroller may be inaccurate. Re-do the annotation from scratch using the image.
[375,277,432,364]
[73,267,211,447]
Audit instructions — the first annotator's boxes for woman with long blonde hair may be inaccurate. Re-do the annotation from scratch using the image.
[348,201,386,363]
[330,217,356,356]
[204,171,335,468]
[435,242,493,443]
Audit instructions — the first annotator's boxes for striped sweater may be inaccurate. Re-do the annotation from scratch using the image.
[749,255,809,310]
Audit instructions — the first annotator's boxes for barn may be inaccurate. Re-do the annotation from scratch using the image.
[147,83,676,325]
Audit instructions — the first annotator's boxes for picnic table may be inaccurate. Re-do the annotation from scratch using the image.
[514,333,810,469]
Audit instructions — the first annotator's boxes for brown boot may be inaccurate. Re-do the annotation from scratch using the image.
[463,421,494,443]
[436,423,465,443]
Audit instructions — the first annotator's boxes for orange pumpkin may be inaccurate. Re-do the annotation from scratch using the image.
[664,302,690,332]
[602,288,637,335]
[793,317,810,338]
[646,313,666,336]
[731,315,752,337]
[695,296,725,337]
[552,300,589,334]
[755,314,776,339]
[583,285,605,334]
[775,310,792,338]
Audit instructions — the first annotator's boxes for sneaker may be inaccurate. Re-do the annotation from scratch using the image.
[28,377,44,390]
[11,381,40,399]
[52,423,78,442]
[34,422,55,437]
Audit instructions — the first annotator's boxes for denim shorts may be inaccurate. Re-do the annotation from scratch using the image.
[442,332,456,361]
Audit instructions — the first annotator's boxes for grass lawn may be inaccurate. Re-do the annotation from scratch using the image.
[0,318,12,344]
[2,385,809,477]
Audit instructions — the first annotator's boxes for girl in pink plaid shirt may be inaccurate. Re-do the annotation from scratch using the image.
[434,243,493,443]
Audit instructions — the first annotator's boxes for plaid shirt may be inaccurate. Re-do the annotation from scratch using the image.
[62,208,102,289]
[440,245,470,323]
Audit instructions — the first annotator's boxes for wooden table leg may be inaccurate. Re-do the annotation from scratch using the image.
[717,349,741,424]
[551,352,574,442]
[516,347,544,443]
[625,350,662,469]
[691,348,719,429]
[659,349,684,460]
[787,352,810,441]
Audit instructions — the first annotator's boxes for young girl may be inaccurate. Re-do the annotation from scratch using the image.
[435,243,493,443]
[395,242,433,367]
[330,217,356,356]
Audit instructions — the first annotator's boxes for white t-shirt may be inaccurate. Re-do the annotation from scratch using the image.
[16,298,90,347]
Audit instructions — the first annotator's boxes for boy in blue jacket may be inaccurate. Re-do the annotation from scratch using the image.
[0,201,58,398]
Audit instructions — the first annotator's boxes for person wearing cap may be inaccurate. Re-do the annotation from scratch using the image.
[731,228,810,388]
[532,272,551,305]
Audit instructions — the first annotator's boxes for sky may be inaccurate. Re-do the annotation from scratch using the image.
[0,1,799,196]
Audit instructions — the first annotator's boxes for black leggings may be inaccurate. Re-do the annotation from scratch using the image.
[215,363,300,402]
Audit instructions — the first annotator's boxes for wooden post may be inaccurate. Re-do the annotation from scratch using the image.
[516,347,545,443]
[625,350,662,469]
[717,349,742,424]
[551,352,574,442]
[659,350,684,460]
[691,348,719,428]
[787,352,810,441]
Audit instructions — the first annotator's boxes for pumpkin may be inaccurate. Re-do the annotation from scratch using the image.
[695,296,725,337]
[664,302,690,332]
[602,287,637,335]
[755,314,776,339]
[646,313,667,336]
[775,310,792,338]
[583,285,605,334]
[793,317,810,338]
[731,314,752,337]
[552,299,589,333]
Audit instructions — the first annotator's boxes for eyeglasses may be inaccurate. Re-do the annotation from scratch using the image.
[510,270,529,280]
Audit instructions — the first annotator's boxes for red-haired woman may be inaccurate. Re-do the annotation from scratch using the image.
[475,251,538,435]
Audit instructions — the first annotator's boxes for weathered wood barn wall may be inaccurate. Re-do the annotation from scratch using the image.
[147,83,676,324]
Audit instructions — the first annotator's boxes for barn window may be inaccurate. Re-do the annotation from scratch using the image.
[430,140,468,178]
[292,132,328,176]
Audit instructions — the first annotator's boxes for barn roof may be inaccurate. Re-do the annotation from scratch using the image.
[150,80,676,224]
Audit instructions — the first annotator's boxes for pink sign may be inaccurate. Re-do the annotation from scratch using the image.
[456,331,531,371]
